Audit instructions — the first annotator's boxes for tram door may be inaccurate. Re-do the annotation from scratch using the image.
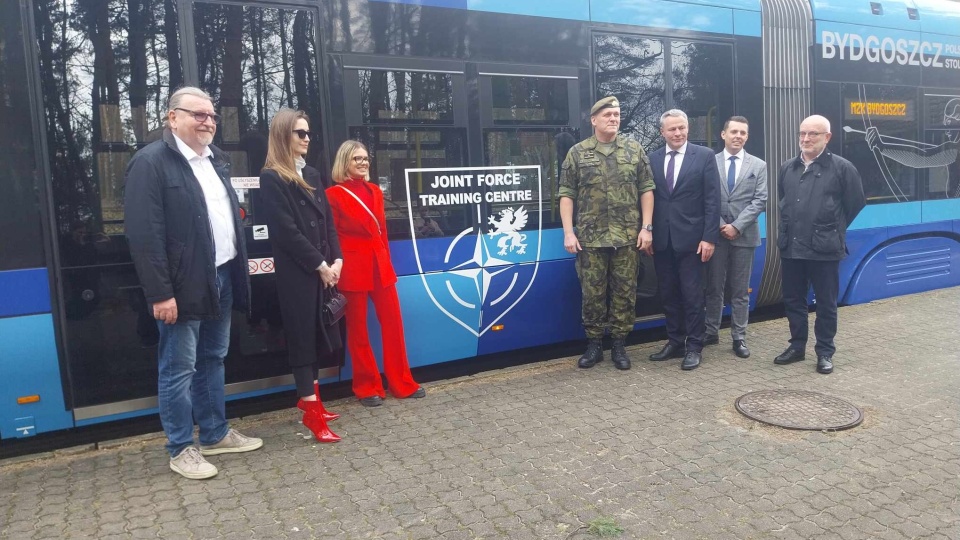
[33,0,334,423]
[191,2,339,385]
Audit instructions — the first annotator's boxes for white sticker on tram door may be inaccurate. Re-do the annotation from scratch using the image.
[248,257,275,275]
[231,176,260,189]
[252,225,269,240]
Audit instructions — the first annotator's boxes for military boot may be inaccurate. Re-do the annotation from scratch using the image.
[577,339,603,368]
[611,339,631,370]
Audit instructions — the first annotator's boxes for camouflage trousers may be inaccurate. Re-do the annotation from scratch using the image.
[576,246,639,339]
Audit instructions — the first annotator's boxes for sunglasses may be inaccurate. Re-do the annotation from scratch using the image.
[352,156,370,164]
[292,129,312,140]
[175,108,221,124]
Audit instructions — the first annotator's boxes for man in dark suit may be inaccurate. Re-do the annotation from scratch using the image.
[647,109,721,370]
[704,116,768,358]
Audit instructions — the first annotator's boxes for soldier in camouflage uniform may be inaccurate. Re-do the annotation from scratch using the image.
[559,96,655,370]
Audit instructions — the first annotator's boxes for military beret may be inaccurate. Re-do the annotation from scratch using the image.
[590,96,620,116]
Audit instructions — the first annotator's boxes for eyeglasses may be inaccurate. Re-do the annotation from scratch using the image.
[292,129,312,140]
[175,108,221,124]
[352,156,370,164]
[798,131,826,139]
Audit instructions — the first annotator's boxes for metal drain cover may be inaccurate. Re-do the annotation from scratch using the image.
[735,390,863,431]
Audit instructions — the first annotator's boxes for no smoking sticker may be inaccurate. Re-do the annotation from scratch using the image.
[248,257,275,275]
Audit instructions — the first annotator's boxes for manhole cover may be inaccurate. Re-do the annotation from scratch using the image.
[735,390,863,431]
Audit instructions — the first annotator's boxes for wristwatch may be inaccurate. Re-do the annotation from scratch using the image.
[642,224,654,232]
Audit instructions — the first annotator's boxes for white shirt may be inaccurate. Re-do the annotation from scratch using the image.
[723,148,744,187]
[295,156,306,179]
[664,142,688,189]
[172,133,238,266]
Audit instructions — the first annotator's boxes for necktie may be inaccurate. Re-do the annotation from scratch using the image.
[727,156,737,193]
[666,151,677,194]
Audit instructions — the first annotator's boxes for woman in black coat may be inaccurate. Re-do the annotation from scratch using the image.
[258,108,343,443]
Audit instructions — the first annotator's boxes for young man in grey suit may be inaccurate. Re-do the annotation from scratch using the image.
[704,116,768,358]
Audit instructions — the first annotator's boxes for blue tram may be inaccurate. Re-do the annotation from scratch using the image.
[1,0,958,440]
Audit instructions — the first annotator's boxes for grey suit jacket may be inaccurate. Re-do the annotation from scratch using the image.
[715,150,768,247]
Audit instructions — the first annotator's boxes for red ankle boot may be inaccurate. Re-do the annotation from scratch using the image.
[313,382,340,421]
[297,398,341,443]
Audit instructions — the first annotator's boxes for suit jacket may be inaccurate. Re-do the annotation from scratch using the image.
[258,166,343,364]
[326,180,397,292]
[650,143,721,253]
[714,150,768,248]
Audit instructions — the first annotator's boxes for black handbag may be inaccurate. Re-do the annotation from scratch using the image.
[322,287,348,325]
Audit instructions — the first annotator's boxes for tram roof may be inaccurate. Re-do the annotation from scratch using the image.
[810,0,960,37]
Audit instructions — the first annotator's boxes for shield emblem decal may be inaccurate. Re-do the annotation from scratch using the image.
[405,166,542,336]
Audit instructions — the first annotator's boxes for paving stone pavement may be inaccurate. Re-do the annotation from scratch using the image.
[2,287,959,539]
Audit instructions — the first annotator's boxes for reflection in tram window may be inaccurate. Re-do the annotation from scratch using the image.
[358,70,454,124]
[193,3,324,175]
[594,34,665,151]
[34,0,182,252]
[594,35,734,154]
[490,77,569,125]
[671,41,734,150]
[1,0,44,270]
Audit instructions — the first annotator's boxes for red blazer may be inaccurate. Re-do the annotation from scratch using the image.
[326,181,397,292]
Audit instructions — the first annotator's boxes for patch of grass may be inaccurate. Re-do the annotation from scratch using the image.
[587,516,624,537]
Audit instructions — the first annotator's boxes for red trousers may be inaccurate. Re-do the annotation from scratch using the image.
[343,284,419,399]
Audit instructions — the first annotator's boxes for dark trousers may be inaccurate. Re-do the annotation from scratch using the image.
[654,247,706,352]
[781,258,840,357]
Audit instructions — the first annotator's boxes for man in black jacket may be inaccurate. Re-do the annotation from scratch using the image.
[125,87,260,479]
[774,114,866,375]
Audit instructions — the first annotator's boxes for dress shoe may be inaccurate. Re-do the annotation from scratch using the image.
[404,387,426,398]
[359,395,384,407]
[732,340,750,359]
[702,334,719,346]
[681,351,701,370]
[816,355,834,374]
[611,339,631,370]
[577,339,603,368]
[773,347,805,365]
[649,342,685,361]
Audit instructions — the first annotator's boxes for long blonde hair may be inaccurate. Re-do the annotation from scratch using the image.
[331,140,369,184]
[263,108,313,192]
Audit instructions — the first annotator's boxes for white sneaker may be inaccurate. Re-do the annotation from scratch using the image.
[170,447,218,480]
[199,428,263,456]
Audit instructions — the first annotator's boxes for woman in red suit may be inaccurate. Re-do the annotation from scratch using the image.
[326,141,425,407]
[258,109,342,441]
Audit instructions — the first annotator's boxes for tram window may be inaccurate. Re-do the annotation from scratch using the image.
[33,0,182,264]
[594,34,665,152]
[671,41,734,151]
[194,4,324,176]
[920,94,960,201]
[359,70,454,125]
[839,84,918,204]
[484,129,574,230]
[1,0,44,269]
[490,77,569,125]
[349,127,468,239]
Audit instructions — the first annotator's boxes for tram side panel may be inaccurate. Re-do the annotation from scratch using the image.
[811,3,960,306]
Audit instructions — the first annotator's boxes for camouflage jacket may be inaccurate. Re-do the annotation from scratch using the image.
[558,134,655,247]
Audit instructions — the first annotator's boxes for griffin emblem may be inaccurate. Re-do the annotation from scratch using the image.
[487,207,529,256]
